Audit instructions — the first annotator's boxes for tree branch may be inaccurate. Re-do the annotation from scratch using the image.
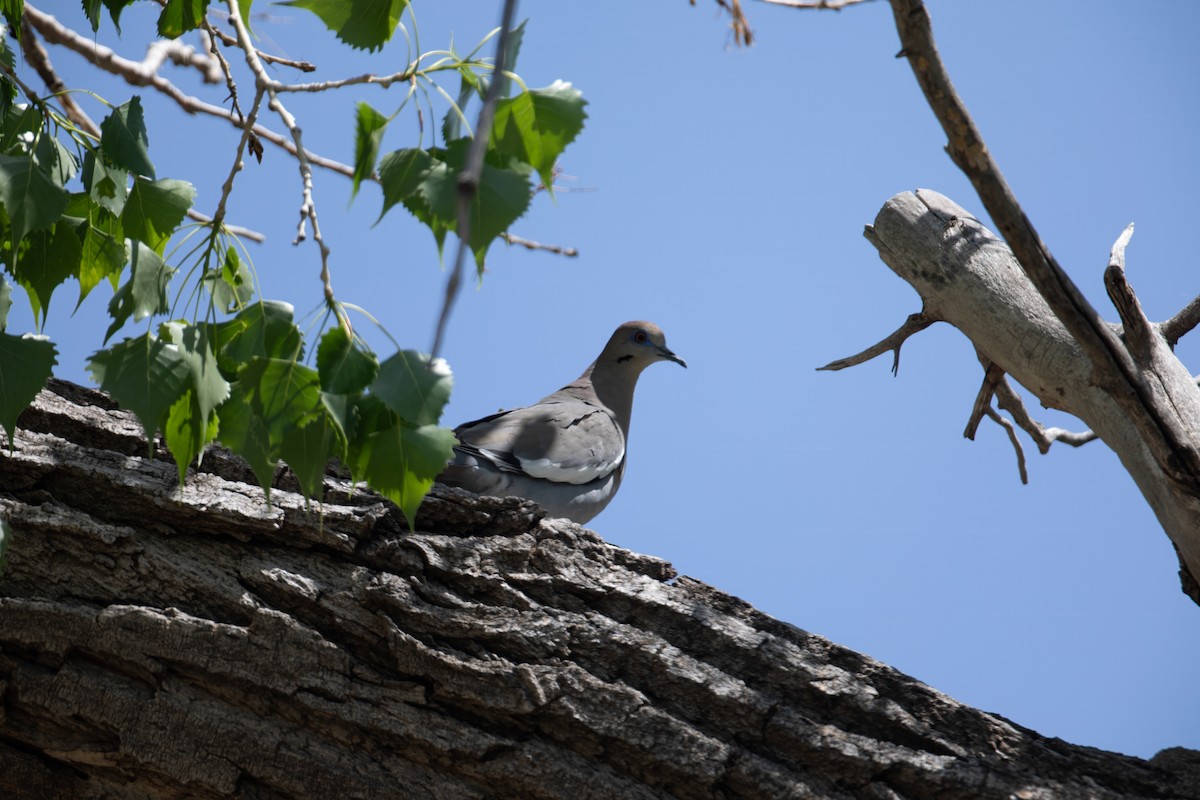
[984,405,1028,484]
[963,359,1004,440]
[1160,293,1200,349]
[886,0,1200,485]
[818,311,934,375]
[430,0,520,360]
[500,232,579,257]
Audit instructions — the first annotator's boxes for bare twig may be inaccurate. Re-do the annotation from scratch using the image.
[430,0,519,360]
[185,209,265,243]
[886,0,1200,480]
[1102,224,1156,362]
[273,70,418,94]
[964,360,1004,440]
[762,0,876,9]
[500,232,578,257]
[24,5,354,179]
[18,16,100,138]
[818,312,934,375]
[205,23,317,72]
[711,0,754,46]
[227,0,335,306]
[984,406,1028,485]
[994,378,1096,453]
[1161,294,1200,348]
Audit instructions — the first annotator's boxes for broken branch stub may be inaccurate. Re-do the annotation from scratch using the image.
[863,189,1200,603]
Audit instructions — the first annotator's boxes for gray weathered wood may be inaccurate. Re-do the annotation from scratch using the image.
[867,190,1200,602]
[0,380,1196,799]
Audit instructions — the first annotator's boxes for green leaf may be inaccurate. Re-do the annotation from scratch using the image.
[0,332,56,447]
[210,301,302,376]
[13,223,83,327]
[105,240,173,342]
[491,81,587,193]
[351,102,388,199]
[373,349,452,426]
[420,142,533,268]
[34,135,80,186]
[78,210,126,306]
[348,395,456,531]
[0,154,70,245]
[0,274,11,330]
[440,69,479,145]
[377,146,435,217]
[0,0,23,38]
[278,412,343,503]
[121,177,195,253]
[162,320,231,427]
[99,98,154,179]
[237,357,323,448]
[162,388,219,484]
[317,326,378,395]
[158,0,210,38]
[202,245,254,312]
[83,150,129,216]
[87,331,190,444]
[1,104,41,153]
[281,0,407,53]
[217,380,277,497]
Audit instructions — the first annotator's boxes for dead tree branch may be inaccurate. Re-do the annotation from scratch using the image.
[1161,294,1200,348]
[819,311,934,375]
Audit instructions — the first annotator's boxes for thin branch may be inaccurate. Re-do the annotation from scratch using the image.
[708,0,754,46]
[23,5,354,180]
[204,22,317,72]
[762,0,876,9]
[817,312,934,375]
[272,69,418,94]
[500,232,578,257]
[1161,294,1200,348]
[430,0,519,360]
[994,378,1096,453]
[964,360,1004,440]
[886,0,1200,480]
[185,209,265,243]
[18,16,99,138]
[227,0,335,305]
[983,407,1029,484]
[1102,223,1155,362]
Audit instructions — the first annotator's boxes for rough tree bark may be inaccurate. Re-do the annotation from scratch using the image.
[1,379,1199,798]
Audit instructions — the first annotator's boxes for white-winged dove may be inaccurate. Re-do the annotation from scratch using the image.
[439,321,686,523]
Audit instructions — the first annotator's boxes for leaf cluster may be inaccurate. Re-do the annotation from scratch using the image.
[0,1,586,529]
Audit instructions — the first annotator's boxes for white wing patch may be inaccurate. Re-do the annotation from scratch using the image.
[519,442,624,485]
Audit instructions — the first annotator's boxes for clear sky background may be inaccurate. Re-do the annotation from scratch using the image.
[26,0,1200,759]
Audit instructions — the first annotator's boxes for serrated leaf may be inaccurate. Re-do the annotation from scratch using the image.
[121,177,195,253]
[420,141,532,268]
[158,0,210,38]
[211,301,302,376]
[279,412,343,504]
[238,357,322,448]
[87,331,190,444]
[78,211,126,306]
[0,154,70,245]
[281,0,407,53]
[1,104,41,153]
[0,332,56,447]
[491,81,587,193]
[317,326,378,395]
[83,150,129,216]
[162,388,219,484]
[162,320,231,425]
[217,380,277,498]
[440,69,479,145]
[105,240,173,342]
[99,98,154,179]
[373,349,452,426]
[376,147,434,220]
[34,135,80,186]
[0,1,23,46]
[348,394,455,531]
[13,223,82,327]
[351,102,388,199]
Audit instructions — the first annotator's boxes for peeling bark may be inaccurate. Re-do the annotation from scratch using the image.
[0,380,1197,799]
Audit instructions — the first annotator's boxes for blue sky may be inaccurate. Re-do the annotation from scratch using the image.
[28,0,1200,758]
